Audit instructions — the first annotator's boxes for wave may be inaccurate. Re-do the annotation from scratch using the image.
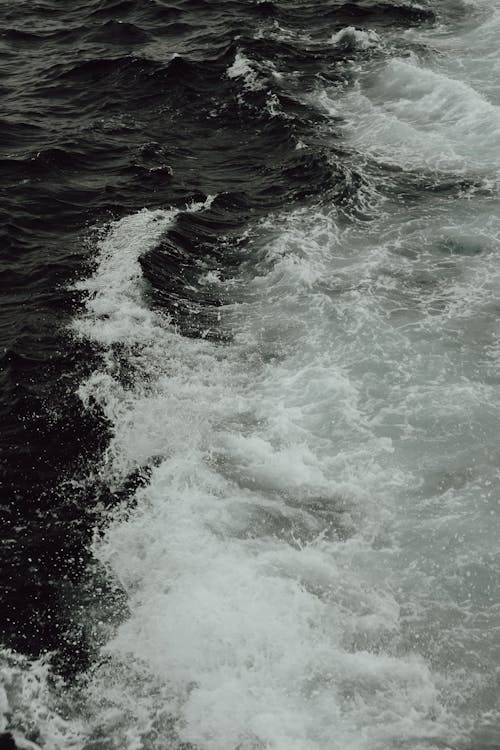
[317,51,500,178]
[63,189,484,749]
[85,19,150,45]
[4,0,499,748]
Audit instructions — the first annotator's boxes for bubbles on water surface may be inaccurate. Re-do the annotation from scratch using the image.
[58,181,499,747]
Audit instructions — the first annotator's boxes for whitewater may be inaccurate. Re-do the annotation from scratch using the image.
[1,1,499,749]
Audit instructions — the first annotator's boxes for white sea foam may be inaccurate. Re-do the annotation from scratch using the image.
[227,52,264,91]
[72,207,178,347]
[75,207,420,748]
[319,56,500,174]
[330,26,380,50]
[59,181,500,748]
[0,650,84,750]
[226,52,286,118]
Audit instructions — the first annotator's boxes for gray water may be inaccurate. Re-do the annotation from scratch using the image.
[1,2,500,749]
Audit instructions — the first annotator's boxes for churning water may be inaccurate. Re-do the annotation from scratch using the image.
[1,1,499,749]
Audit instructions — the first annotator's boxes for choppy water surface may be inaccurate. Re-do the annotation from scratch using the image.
[1,1,499,748]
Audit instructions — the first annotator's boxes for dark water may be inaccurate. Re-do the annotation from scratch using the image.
[1,1,499,748]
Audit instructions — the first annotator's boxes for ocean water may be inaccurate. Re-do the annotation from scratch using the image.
[1,1,499,749]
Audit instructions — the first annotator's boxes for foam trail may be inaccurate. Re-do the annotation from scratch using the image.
[66,191,489,750]
[73,207,179,347]
[319,56,500,174]
[75,146,500,749]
